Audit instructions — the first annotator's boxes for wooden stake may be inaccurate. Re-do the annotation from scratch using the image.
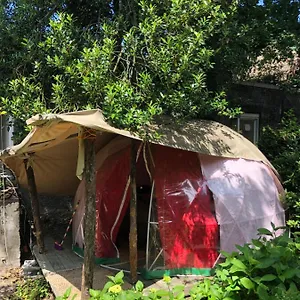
[24,158,45,254]
[129,140,138,283]
[81,129,96,300]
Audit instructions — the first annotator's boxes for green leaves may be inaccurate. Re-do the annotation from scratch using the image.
[231,258,247,271]
[0,0,240,138]
[211,226,300,299]
[62,227,300,300]
[240,277,254,290]
[135,281,144,292]
[257,228,273,237]
[260,274,277,282]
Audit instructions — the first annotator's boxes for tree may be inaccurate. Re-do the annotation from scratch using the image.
[2,1,299,143]
[0,0,244,143]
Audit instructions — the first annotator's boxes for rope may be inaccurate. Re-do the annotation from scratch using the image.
[147,142,155,167]
[143,143,152,181]
[55,197,81,249]
[77,129,97,140]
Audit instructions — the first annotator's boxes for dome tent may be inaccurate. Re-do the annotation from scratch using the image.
[71,137,285,279]
[0,110,285,279]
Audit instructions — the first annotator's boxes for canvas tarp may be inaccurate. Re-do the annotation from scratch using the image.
[0,109,274,195]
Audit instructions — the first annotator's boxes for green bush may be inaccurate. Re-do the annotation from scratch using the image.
[192,224,300,299]
[259,110,300,228]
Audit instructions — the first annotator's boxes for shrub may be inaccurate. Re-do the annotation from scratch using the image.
[191,224,300,299]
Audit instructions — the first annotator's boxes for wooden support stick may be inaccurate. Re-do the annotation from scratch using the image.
[81,129,96,300]
[24,158,45,254]
[129,140,138,283]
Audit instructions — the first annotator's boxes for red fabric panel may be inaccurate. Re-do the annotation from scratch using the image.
[153,145,219,269]
[95,147,131,258]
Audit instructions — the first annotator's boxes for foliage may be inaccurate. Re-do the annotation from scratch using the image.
[2,0,300,141]
[0,0,242,142]
[88,272,186,300]
[57,226,300,299]
[191,224,300,299]
[218,0,300,83]
[12,277,51,300]
[56,286,77,300]
[259,110,300,228]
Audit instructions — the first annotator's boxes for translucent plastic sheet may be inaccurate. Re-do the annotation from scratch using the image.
[199,155,285,254]
[152,145,219,270]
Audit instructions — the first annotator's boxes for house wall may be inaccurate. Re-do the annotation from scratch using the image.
[215,82,300,144]
[0,190,20,267]
[0,115,19,268]
[0,115,14,149]
[228,83,300,128]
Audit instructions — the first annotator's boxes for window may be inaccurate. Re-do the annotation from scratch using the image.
[236,113,259,144]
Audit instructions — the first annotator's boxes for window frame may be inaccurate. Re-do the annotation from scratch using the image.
[237,113,260,144]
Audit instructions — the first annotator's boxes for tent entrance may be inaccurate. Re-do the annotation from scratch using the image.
[107,155,153,272]
[72,142,220,278]
[145,181,164,273]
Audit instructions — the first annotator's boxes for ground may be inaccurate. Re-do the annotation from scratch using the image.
[0,268,21,299]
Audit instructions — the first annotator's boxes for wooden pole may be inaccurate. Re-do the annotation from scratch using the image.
[129,140,138,283]
[81,129,96,300]
[24,158,45,254]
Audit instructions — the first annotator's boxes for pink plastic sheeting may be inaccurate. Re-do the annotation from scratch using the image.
[199,155,285,254]
[153,146,219,269]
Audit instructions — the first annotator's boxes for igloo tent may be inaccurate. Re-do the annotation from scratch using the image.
[0,109,285,278]
[72,138,285,279]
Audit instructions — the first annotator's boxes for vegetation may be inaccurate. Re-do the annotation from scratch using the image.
[11,277,51,300]
[56,226,300,300]
[0,0,299,142]
[259,110,300,229]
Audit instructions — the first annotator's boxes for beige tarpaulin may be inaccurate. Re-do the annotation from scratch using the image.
[0,109,273,195]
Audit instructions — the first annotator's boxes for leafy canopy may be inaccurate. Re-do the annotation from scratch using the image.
[0,0,299,141]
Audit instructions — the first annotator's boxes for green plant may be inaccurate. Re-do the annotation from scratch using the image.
[190,224,300,299]
[13,277,51,300]
[56,287,77,300]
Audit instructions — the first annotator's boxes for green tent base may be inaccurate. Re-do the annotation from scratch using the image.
[73,245,214,279]
[140,267,214,280]
[72,245,120,265]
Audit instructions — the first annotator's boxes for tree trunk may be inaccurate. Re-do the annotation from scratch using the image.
[81,129,96,300]
[129,140,138,283]
[24,159,45,254]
